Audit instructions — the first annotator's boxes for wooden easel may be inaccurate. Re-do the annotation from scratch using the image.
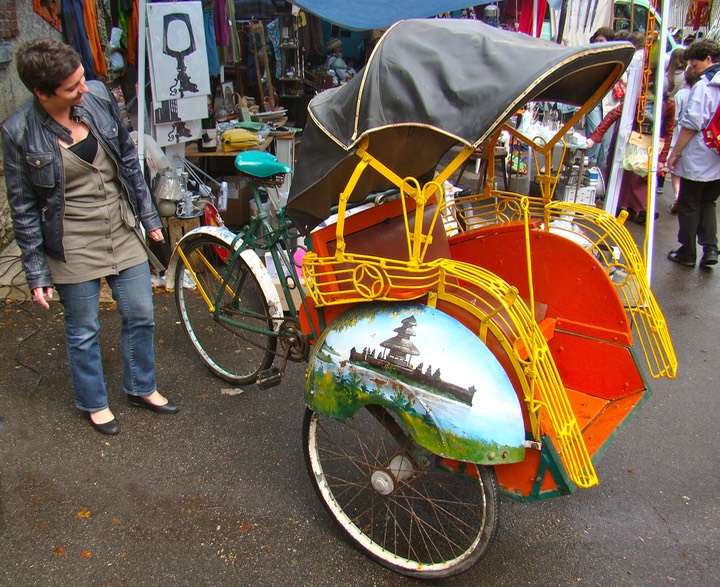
[249,21,276,111]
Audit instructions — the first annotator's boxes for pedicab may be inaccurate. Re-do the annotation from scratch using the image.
[168,18,676,579]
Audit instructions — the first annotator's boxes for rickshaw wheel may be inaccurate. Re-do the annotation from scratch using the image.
[303,407,499,578]
[175,236,276,384]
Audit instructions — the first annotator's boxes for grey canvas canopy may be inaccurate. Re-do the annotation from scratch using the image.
[286,19,634,233]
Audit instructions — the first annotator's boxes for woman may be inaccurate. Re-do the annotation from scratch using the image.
[665,47,688,97]
[584,27,615,166]
[586,92,675,223]
[2,38,178,435]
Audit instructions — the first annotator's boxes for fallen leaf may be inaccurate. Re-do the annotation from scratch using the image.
[112,517,123,525]
[238,522,250,533]
[52,547,66,556]
[80,550,92,559]
[76,509,91,518]
[196,392,209,399]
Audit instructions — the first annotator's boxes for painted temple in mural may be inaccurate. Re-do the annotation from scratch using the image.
[348,316,477,406]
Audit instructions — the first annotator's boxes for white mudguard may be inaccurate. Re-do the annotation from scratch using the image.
[165,225,284,328]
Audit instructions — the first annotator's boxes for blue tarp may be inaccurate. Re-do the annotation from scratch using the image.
[292,0,498,31]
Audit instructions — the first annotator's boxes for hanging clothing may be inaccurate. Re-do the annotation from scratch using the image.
[214,0,230,47]
[297,11,324,58]
[517,0,548,37]
[204,6,221,76]
[227,0,241,64]
[95,0,114,75]
[83,0,107,77]
[217,0,240,65]
[266,18,281,78]
[126,0,139,66]
[61,0,96,79]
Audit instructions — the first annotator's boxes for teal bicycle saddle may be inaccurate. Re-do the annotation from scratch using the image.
[234,150,292,178]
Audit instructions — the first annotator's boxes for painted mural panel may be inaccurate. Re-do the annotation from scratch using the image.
[306,302,526,464]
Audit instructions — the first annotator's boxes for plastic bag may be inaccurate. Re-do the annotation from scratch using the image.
[622,143,649,177]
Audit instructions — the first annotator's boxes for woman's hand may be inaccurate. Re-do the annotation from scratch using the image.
[147,228,165,242]
[585,138,595,149]
[31,287,53,310]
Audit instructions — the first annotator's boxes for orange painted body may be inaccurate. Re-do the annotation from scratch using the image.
[301,209,649,499]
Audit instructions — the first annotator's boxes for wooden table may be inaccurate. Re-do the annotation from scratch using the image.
[184,135,274,158]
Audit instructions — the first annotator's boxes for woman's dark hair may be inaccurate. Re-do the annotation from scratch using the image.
[590,27,614,43]
[627,31,645,50]
[614,30,630,41]
[665,47,688,93]
[16,38,81,96]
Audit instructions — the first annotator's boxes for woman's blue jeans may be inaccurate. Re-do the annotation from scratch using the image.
[55,262,156,412]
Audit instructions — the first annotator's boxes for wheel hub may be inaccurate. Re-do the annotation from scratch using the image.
[370,455,414,495]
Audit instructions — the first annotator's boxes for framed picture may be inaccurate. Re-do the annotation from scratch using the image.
[147,1,210,102]
[221,81,235,110]
[154,119,202,147]
[153,95,208,125]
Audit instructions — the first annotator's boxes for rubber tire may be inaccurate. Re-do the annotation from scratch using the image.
[302,407,500,578]
[175,235,276,384]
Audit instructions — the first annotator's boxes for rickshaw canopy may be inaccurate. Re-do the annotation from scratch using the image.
[286,18,634,233]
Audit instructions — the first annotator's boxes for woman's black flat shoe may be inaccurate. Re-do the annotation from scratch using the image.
[127,394,179,414]
[85,412,120,435]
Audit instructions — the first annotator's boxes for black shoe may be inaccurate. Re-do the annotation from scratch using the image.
[666,250,695,267]
[700,249,719,267]
[618,208,637,222]
[85,411,120,435]
[634,211,659,225]
[127,394,179,414]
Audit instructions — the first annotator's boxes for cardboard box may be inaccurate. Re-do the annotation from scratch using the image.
[218,175,252,226]
[562,185,596,206]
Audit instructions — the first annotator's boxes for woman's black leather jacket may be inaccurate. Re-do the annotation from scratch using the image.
[1,81,161,291]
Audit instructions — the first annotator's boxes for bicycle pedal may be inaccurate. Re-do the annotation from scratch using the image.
[256,366,282,389]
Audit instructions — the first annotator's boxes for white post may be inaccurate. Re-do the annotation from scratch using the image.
[646,0,671,286]
[137,0,146,167]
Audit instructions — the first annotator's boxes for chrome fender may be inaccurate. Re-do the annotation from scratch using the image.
[165,225,284,327]
[306,302,525,465]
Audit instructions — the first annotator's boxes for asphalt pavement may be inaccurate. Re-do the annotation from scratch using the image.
[0,184,718,586]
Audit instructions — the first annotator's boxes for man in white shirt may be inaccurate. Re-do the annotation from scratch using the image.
[667,39,720,268]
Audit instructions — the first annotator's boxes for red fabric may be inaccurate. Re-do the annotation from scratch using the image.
[517,0,547,37]
[83,0,106,77]
[590,100,675,163]
[127,0,138,66]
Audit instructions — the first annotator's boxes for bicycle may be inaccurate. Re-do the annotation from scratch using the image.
[170,150,314,388]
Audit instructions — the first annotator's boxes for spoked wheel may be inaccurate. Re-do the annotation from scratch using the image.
[175,236,276,384]
[302,407,500,578]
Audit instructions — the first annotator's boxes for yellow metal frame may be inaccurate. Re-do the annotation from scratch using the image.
[303,138,600,488]
[445,189,677,380]
[454,118,677,379]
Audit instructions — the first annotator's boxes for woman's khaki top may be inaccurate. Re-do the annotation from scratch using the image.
[46,139,148,284]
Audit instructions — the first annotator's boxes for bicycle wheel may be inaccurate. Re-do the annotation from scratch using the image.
[175,236,276,384]
[303,407,499,578]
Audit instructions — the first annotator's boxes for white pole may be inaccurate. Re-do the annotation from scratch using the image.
[137,0,146,167]
[646,0,671,286]
[533,0,538,37]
